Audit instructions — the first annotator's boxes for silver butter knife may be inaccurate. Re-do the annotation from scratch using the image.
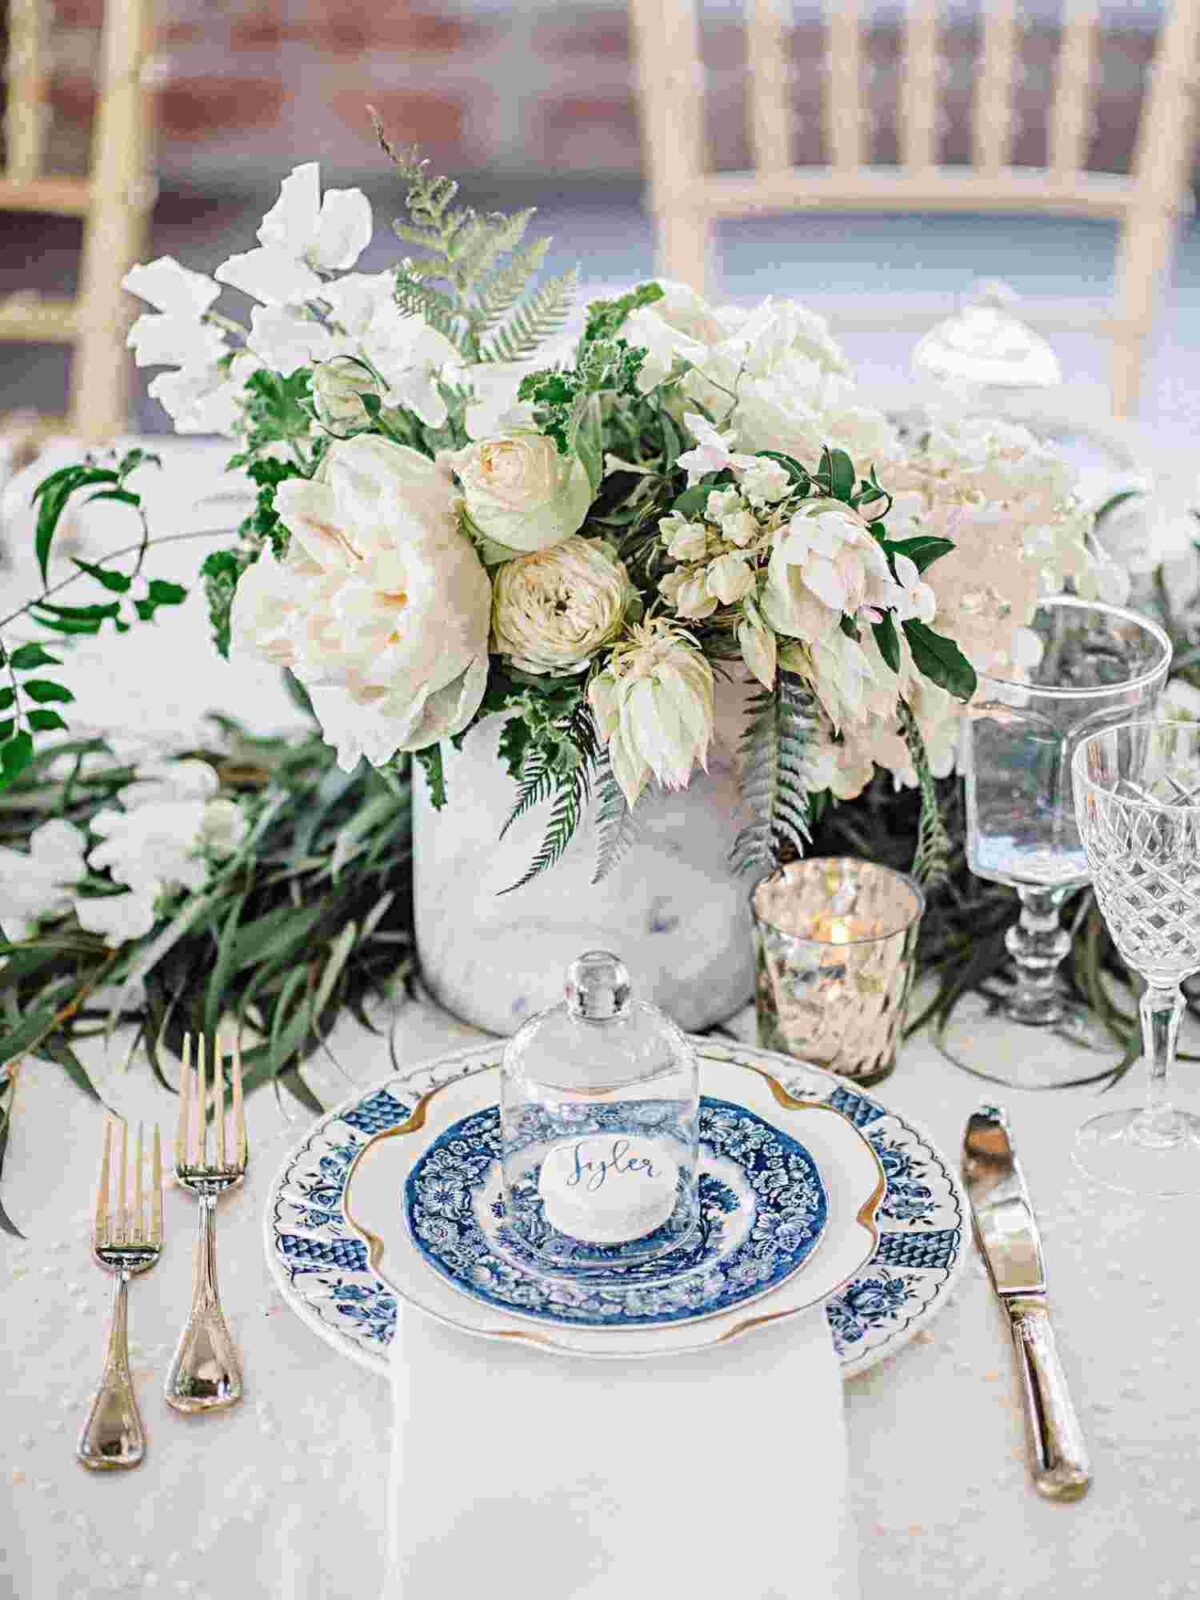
[962,1105,1091,1502]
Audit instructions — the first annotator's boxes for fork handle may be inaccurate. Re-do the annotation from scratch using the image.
[165,1193,243,1413]
[78,1273,145,1470]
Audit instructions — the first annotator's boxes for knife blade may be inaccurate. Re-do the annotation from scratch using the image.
[963,1105,1091,1502]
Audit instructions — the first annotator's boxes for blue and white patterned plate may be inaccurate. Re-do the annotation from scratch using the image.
[404,1096,828,1329]
[264,1039,967,1377]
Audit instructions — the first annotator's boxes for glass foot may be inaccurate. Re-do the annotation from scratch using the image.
[1074,1104,1200,1196]
[936,987,1122,1090]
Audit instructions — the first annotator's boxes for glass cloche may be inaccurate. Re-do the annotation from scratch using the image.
[499,951,700,1272]
[912,280,1062,394]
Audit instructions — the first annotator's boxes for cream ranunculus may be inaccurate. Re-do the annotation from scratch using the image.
[231,434,492,769]
[587,620,714,806]
[491,537,636,675]
[454,432,591,555]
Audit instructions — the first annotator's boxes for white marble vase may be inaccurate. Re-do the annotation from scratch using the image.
[413,687,754,1035]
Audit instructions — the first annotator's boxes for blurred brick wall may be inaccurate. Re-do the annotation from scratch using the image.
[8,0,1160,190]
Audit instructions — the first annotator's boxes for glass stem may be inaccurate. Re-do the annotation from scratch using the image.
[1005,887,1070,1025]
[1135,984,1185,1145]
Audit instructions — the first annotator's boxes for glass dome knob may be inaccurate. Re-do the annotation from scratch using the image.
[565,950,631,1020]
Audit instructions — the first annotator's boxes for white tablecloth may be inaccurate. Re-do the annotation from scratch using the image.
[4,999,1200,1600]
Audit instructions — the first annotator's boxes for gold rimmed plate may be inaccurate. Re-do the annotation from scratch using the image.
[342,1056,884,1360]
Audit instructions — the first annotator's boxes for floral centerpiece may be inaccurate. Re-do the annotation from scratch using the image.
[0,135,1117,1202]
[6,134,1100,893]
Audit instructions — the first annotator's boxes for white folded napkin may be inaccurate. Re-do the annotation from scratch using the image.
[387,1305,859,1600]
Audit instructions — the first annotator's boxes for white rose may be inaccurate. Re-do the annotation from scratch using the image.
[491,537,636,674]
[454,432,591,554]
[232,434,491,769]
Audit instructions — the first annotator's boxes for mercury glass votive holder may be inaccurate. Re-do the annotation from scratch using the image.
[751,858,925,1086]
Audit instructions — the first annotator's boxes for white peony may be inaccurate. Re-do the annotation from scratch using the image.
[588,620,714,806]
[232,435,492,768]
[491,537,635,674]
[0,820,87,940]
[454,432,591,554]
[216,163,372,306]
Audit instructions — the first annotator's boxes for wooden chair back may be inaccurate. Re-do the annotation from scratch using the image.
[629,0,1200,418]
[1,0,156,443]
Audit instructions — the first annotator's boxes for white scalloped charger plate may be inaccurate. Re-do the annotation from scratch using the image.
[264,1039,968,1379]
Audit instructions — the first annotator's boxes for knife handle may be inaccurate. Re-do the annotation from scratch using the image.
[1005,1296,1091,1502]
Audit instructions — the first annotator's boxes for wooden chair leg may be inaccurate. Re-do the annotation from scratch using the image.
[659,209,714,297]
[1110,328,1143,422]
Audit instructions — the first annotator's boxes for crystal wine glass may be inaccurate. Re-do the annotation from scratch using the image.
[1072,720,1200,1195]
[940,596,1172,1088]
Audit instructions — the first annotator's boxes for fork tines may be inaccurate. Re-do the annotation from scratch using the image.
[175,1032,247,1177]
[93,1117,162,1251]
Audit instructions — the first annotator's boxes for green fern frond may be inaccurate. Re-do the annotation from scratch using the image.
[480,270,578,364]
[499,746,555,839]
[502,761,593,894]
[394,274,462,343]
[732,672,820,877]
[451,209,533,282]
[592,751,637,884]
[899,700,951,889]
[476,237,553,329]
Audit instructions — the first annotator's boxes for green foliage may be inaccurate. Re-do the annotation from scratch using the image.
[414,745,447,809]
[201,547,254,658]
[902,620,978,702]
[732,672,820,876]
[591,752,637,885]
[30,447,159,584]
[374,120,577,366]
[581,281,664,345]
[518,337,646,456]
[0,727,417,1226]
[897,701,951,889]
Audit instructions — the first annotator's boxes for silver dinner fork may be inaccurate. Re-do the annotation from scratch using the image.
[165,1031,247,1413]
[79,1118,163,1470]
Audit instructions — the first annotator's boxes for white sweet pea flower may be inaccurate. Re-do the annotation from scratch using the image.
[125,256,227,371]
[719,508,758,548]
[659,512,708,563]
[198,798,248,858]
[676,413,755,486]
[461,361,537,438]
[889,553,937,624]
[147,362,243,435]
[740,455,792,506]
[320,271,459,427]
[216,163,371,305]
[705,487,741,522]
[588,620,715,807]
[0,819,87,940]
[705,551,755,606]
[89,800,210,896]
[74,886,159,946]
[247,304,336,375]
[659,566,718,620]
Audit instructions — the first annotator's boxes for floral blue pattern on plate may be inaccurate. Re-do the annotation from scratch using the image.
[264,1039,966,1379]
[404,1096,827,1327]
